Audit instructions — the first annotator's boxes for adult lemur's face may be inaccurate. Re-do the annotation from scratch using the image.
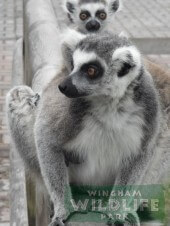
[59,33,142,99]
[64,0,121,33]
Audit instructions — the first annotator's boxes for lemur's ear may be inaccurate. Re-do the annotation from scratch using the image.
[112,46,141,77]
[64,0,77,14]
[108,0,122,13]
[61,29,86,71]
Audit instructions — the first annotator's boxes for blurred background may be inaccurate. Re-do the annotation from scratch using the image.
[0,0,170,225]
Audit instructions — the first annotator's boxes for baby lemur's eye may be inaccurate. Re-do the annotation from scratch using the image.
[96,11,107,20]
[80,11,90,21]
[99,12,107,20]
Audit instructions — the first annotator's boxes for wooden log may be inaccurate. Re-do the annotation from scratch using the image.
[35,185,51,226]
[23,0,63,93]
[23,0,65,225]
[26,178,36,226]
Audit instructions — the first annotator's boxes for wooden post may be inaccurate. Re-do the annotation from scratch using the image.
[22,0,63,225]
[26,178,36,226]
[35,185,51,226]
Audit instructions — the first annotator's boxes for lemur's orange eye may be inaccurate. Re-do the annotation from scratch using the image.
[99,12,106,20]
[87,66,97,78]
[80,13,88,20]
[81,62,103,80]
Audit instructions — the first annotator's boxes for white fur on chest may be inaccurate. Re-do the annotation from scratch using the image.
[65,101,144,186]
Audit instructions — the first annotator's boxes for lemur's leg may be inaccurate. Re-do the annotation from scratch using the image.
[35,118,72,226]
[112,150,160,226]
[6,86,40,175]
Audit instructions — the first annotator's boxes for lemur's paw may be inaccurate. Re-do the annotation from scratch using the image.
[6,86,40,114]
[125,211,140,226]
[49,217,65,226]
[107,211,140,226]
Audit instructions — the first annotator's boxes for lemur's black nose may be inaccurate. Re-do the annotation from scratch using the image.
[58,77,80,98]
[58,84,67,94]
[86,20,100,32]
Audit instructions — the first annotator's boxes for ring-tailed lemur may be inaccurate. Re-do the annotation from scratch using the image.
[7,32,161,226]
[63,0,121,33]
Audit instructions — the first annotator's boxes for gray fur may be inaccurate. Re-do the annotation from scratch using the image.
[7,33,161,225]
[77,33,131,59]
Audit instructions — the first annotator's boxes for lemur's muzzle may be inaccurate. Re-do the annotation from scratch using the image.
[58,77,83,98]
[86,20,100,32]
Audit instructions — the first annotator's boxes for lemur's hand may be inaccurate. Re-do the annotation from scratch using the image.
[107,211,140,226]
[49,217,65,226]
[49,205,71,226]
[125,211,140,226]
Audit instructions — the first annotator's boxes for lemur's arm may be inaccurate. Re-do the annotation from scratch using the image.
[111,151,155,225]
[115,126,160,223]
[35,121,70,226]
[34,78,73,226]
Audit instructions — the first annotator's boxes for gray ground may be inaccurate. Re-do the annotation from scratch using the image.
[0,0,170,224]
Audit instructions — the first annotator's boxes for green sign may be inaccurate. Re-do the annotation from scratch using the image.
[64,185,165,224]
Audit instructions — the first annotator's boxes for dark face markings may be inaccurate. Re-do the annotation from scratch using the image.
[111,0,120,12]
[80,10,91,20]
[117,62,135,78]
[96,10,107,20]
[66,2,75,13]
[80,61,104,80]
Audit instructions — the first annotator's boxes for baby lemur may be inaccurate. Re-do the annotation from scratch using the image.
[64,0,121,33]
[7,32,161,226]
